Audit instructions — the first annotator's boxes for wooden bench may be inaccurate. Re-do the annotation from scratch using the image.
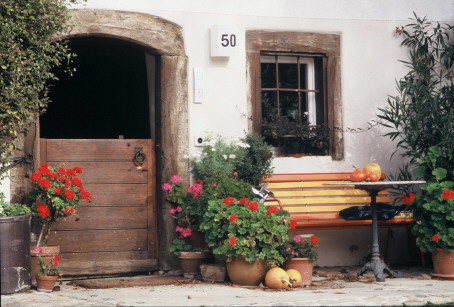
[263,173,415,230]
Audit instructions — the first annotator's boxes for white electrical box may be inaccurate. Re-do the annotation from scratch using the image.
[210,25,239,57]
[193,67,204,103]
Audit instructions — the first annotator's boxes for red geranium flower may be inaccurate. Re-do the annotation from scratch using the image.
[64,190,76,200]
[228,214,238,224]
[223,196,236,205]
[239,197,249,205]
[73,166,83,174]
[442,189,454,201]
[289,220,297,230]
[38,179,51,190]
[310,235,319,243]
[66,169,77,177]
[402,192,416,204]
[30,172,41,182]
[229,236,236,246]
[36,202,49,218]
[432,234,440,243]
[81,190,92,200]
[58,167,66,175]
[72,177,82,187]
[54,187,62,195]
[266,206,278,215]
[53,255,61,261]
[248,201,259,212]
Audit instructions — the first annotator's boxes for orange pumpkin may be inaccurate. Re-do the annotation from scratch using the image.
[286,269,302,287]
[265,267,290,289]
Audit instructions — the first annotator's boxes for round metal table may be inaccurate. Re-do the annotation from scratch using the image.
[323,180,425,282]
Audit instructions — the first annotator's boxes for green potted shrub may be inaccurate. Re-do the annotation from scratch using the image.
[200,196,292,286]
[379,14,454,277]
[0,192,32,294]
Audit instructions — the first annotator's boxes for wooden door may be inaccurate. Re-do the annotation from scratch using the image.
[40,139,157,276]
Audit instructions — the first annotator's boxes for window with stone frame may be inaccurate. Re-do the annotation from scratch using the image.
[246,31,343,160]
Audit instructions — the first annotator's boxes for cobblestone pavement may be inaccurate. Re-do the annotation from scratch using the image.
[2,266,454,306]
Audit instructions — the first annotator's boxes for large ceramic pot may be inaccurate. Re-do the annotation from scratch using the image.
[179,251,208,278]
[283,258,313,286]
[30,245,60,287]
[432,248,454,280]
[0,214,32,294]
[36,275,58,292]
[226,256,268,286]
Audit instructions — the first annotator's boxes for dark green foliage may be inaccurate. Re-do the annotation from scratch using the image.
[0,0,81,177]
[378,13,454,179]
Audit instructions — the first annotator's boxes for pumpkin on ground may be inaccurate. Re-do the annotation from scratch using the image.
[286,269,302,287]
[265,267,290,289]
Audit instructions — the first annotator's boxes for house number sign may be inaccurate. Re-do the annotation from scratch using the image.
[210,25,239,57]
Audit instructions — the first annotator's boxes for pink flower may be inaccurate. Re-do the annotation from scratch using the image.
[170,175,181,184]
[34,247,42,253]
[293,235,301,243]
[188,182,203,199]
[162,183,172,192]
[170,208,176,214]
[180,228,192,238]
[176,206,182,212]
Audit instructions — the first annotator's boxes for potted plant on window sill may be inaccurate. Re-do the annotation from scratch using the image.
[200,196,292,286]
[0,193,32,294]
[29,163,92,286]
[261,116,330,157]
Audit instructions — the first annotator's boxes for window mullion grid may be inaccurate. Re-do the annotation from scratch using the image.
[275,55,280,118]
[297,56,302,125]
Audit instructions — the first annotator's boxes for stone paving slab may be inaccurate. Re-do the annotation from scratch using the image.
[2,267,454,306]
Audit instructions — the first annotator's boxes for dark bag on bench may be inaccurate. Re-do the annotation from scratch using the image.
[339,203,405,221]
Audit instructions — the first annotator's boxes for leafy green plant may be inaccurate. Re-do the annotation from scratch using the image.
[279,235,319,262]
[0,0,83,178]
[0,192,31,217]
[411,146,454,252]
[378,13,454,177]
[163,174,253,254]
[34,246,62,276]
[200,196,291,265]
[190,134,273,186]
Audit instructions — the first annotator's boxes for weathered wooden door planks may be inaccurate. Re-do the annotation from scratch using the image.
[40,139,157,275]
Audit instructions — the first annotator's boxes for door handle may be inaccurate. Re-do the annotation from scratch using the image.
[133,147,146,165]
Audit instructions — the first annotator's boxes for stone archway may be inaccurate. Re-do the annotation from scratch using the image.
[57,10,189,270]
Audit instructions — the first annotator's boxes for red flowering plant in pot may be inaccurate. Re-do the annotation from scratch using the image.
[162,174,253,255]
[29,163,92,247]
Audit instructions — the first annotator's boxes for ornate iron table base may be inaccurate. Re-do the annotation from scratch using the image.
[357,255,403,282]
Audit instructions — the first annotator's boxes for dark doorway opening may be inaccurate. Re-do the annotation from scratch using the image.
[41,36,151,139]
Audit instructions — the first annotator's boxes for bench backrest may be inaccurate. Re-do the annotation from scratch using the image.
[263,173,393,228]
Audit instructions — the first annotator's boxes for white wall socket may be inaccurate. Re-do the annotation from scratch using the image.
[194,136,205,147]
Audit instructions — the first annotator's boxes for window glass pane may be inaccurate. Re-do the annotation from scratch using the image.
[261,62,276,88]
[279,92,299,121]
[300,63,307,89]
[261,91,277,121]
[301,92,308,121]
[278,63,298,89]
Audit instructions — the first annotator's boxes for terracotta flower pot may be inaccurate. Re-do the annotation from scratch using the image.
[226,256,268,286]
[30,245,60,287]
[36,275,58,292]
[283,258,313,286]
[432,248,454,280]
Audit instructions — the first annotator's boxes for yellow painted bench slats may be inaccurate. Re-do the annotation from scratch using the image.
[263,173,414,230]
